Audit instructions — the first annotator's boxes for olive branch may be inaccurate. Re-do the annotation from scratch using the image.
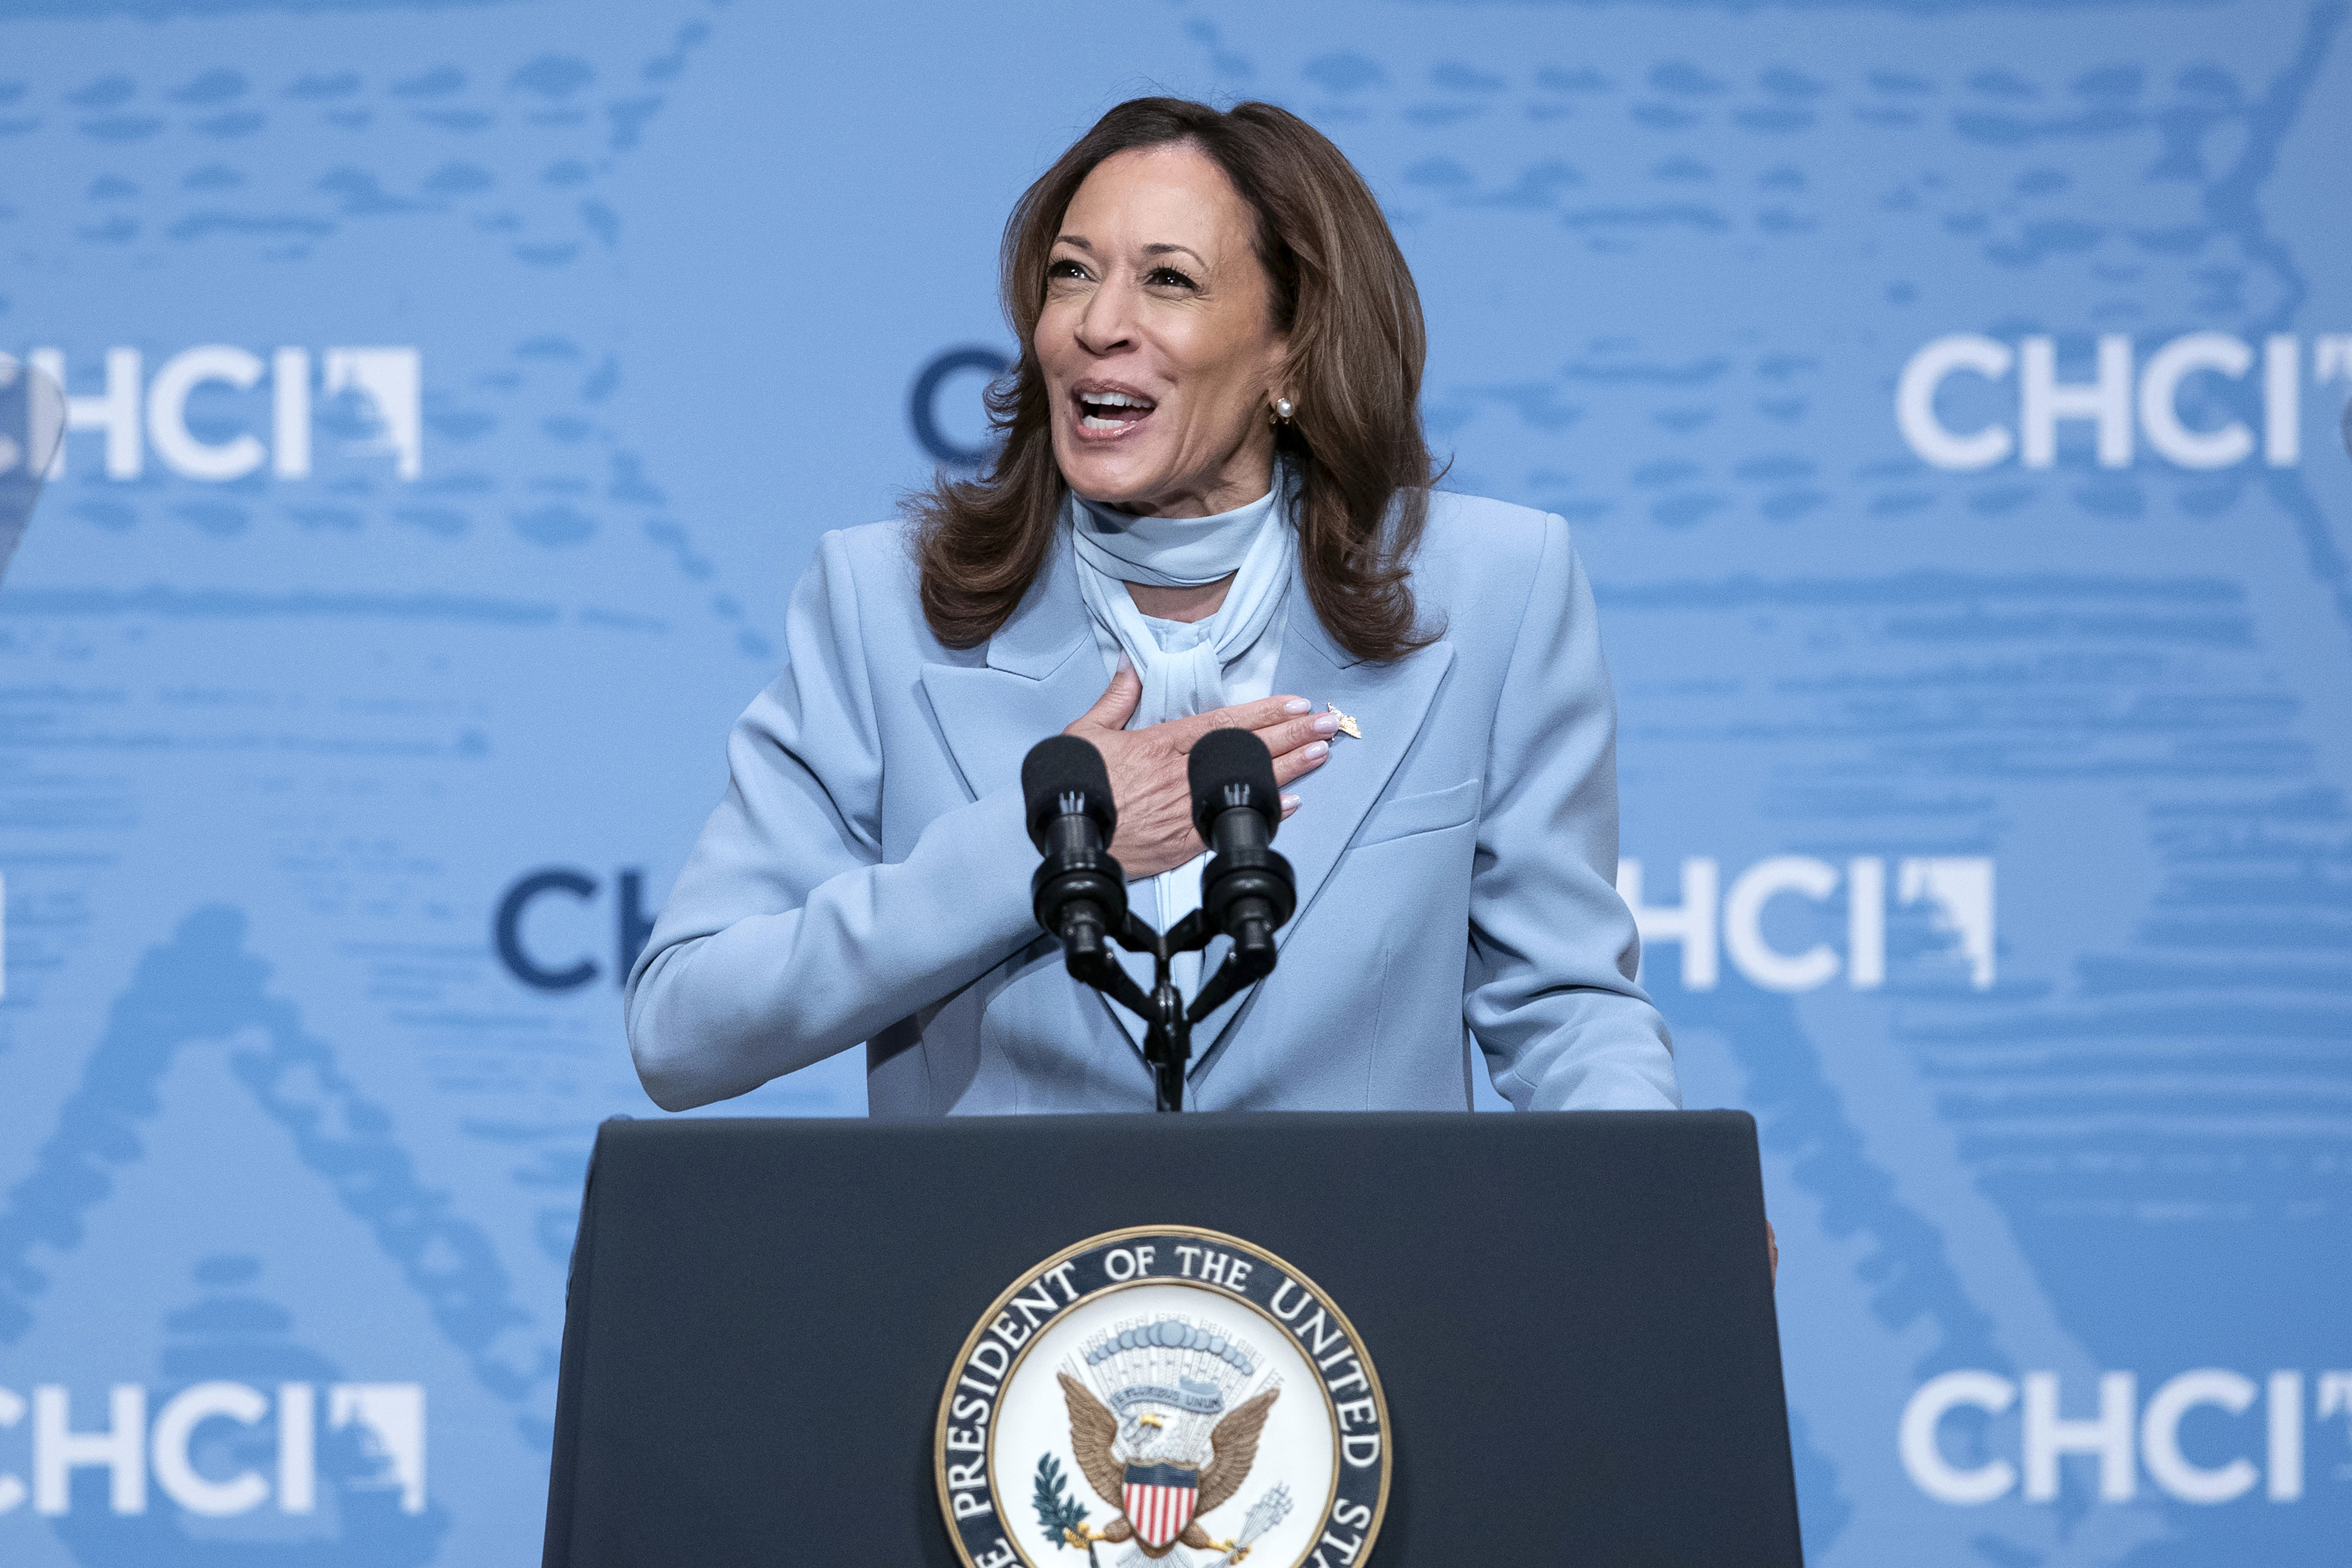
[1033,1452,1098,1561]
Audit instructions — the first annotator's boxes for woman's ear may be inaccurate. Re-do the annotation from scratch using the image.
[1263,330,1293,388]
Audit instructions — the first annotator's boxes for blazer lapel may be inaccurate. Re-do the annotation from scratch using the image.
[1190,587,1454,1091]
[923,544,1164,1065]
[1266,587,1455,943]
[1178,593,1456,1073]
[919,544,1105,804]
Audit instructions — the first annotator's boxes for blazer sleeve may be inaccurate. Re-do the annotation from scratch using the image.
[623,530,1042,1111]
[1464,513,1681,1111]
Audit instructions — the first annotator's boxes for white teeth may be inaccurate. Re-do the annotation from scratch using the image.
[1082,415,1125,431]
[1082,391,1153,409]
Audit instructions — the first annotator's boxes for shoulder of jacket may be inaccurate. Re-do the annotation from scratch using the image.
[805,516,927,605]
[1413,490,1560,581]
[816,515,923,574]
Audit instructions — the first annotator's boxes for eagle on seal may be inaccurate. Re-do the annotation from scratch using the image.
[1056,1371,1279,1559]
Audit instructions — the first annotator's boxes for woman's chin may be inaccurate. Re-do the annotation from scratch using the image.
[1055,444,1169,509]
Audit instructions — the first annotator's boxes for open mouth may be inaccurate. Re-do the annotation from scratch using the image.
[1074,387,1157,433]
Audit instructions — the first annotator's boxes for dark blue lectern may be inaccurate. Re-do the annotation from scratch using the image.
[542,1111,1802,1567]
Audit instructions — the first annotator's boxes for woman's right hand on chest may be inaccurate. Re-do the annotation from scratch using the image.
[1063,665,1333,879]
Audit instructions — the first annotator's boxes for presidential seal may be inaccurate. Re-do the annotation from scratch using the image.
[935,1225,1390,1568]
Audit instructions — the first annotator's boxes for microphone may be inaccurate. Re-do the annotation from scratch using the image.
[1021,735,1127,971]
[1187,728,1296,972]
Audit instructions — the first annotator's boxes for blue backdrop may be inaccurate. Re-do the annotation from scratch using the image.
[2,1,2348,1563]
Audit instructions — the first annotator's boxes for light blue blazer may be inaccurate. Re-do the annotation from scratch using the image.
[626,492,1679,1116]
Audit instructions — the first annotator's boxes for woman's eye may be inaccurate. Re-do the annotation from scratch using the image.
[1047,259,1088,281]
[1147,267,1198,290]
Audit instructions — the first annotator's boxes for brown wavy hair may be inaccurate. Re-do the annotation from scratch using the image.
[914,97,1439,664]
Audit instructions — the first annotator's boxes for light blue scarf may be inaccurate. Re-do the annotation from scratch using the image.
[1066,468,1299,1024]
[1068,468,1299,730]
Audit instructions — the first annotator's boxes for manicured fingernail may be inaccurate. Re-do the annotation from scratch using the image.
[1280,794,1300,814]
[1282,697,1311,714]
[1310,711,1340,736]
[1302,740,1329,761]
[1116,652,1134,673]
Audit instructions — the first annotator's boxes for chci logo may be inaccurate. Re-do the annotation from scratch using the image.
[935,1226,1387,1568]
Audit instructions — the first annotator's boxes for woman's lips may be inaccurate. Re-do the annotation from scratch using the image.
[1071,388,1157,439]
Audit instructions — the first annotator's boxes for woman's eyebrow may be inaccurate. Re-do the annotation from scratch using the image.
[1053,234,1093,251]
[1143,243,1207,266]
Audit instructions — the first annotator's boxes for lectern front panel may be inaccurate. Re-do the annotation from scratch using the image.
[543,1111,1801,1567]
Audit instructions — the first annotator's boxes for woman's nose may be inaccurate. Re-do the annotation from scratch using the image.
[1073,278,1137,356]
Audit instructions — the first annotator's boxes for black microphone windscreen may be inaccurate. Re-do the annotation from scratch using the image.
[1021,735,1116,851]
[1188,727,1280,841]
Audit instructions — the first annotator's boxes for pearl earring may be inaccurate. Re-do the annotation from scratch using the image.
[1273,397,1295,423]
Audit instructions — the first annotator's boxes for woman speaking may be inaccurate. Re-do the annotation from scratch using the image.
[627,98,1679,1117]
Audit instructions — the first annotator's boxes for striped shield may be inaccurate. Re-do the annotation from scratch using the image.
[1122,1462,1200,1550]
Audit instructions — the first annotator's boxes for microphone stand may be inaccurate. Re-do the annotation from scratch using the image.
[1055,908,1279,1114]
[1025,730,1290,1115]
